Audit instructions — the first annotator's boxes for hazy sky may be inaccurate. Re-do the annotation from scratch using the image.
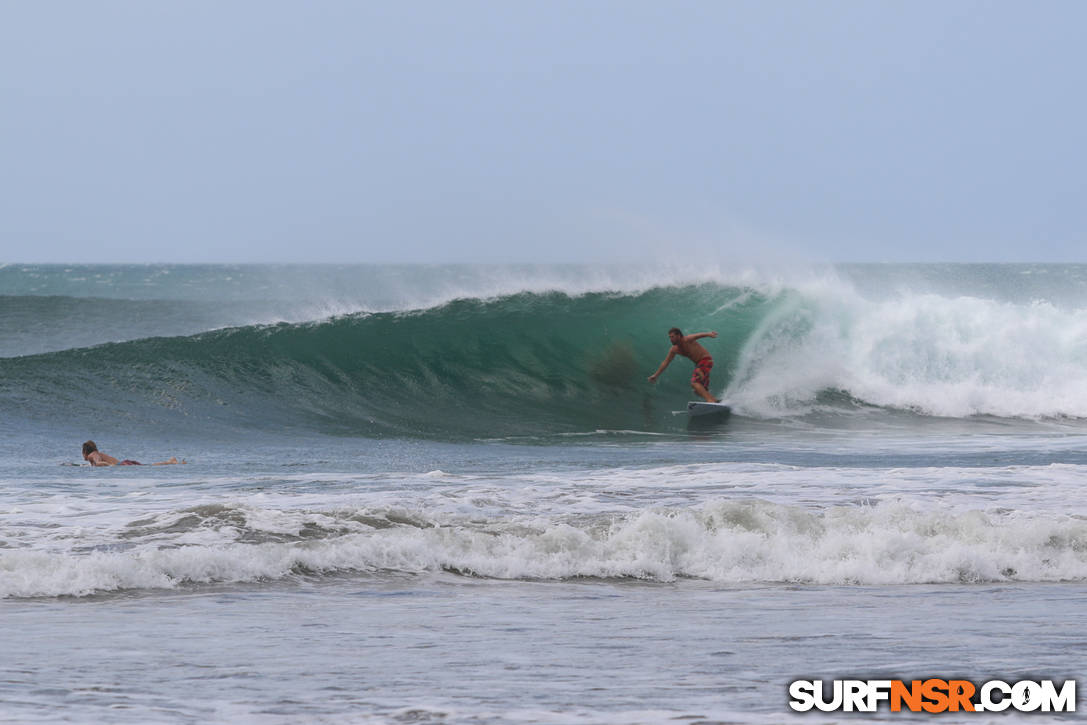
[2,1,1084,264]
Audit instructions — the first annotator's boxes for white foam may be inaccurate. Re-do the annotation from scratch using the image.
[725,282,1087,419]
[4,495,1087,598]
[7,458,1087,598]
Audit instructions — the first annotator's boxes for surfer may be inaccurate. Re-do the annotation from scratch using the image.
[647,328,719,403]
[81,440,186,467]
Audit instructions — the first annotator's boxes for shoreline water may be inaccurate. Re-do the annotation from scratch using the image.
[5,576,1085,723]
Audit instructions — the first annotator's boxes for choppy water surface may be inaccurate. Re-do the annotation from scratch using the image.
[2,264,1086,722]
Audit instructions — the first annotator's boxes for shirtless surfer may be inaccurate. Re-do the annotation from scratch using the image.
[647,328,719,403]
[81,440,185,467]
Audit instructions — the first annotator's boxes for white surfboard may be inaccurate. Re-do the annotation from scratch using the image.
[686,401,731,417]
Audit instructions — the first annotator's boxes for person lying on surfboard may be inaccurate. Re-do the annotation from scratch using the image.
[81,440,186,467]
[647,328,719,403]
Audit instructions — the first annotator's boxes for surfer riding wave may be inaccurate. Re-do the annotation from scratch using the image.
[647,327,719,403]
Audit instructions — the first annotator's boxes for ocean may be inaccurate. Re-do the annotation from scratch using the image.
[1,263,1085,723]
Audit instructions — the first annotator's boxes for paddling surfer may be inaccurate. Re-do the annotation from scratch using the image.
[81,440,185,466]
[647,328,719,403]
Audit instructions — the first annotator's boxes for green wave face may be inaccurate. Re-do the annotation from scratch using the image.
[0,285,770,439]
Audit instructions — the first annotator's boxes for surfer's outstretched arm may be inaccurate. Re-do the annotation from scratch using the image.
[648,347,678,383]
[686,331,718,342]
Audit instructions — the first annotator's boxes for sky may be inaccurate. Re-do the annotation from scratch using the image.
[1,0,1084,264]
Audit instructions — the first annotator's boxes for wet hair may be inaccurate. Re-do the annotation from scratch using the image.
[82,440,98,456]
[668,327,683,336]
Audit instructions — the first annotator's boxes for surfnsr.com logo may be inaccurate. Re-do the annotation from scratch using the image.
[789,679,1077,713]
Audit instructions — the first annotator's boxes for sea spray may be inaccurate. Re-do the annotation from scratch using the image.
[726,286,1087,418]
[5,264,1087,441]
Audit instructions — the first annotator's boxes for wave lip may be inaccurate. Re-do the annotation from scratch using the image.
[4,499,1086,598]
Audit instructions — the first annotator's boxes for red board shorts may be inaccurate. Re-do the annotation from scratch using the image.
[120,460,142,466]
[691,357,713,388]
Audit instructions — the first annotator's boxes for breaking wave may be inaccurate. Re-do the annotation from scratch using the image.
[4,265,1087,439]
[4,497,1086,598]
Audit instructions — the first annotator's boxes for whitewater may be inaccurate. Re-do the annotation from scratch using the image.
[1,263,1085,723]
